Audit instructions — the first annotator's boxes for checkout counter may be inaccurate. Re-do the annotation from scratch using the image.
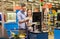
[54,13,60,39]
[28,12,48,39]
[54,28,60,39]
[28,23,48,39]
[54,22,60,39]
[29,31,48,39]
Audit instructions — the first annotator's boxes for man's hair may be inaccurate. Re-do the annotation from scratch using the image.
[20,3,26,7]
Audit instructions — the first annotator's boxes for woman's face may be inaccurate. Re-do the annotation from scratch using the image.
[27,10,32,16]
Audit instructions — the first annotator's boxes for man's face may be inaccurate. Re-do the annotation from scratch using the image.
[22,6,26,12]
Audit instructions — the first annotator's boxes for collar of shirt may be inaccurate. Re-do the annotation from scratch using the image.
[20,10,25,15]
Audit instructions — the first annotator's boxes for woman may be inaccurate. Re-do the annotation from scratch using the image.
[27,9,33,32]
[26,9,33,39]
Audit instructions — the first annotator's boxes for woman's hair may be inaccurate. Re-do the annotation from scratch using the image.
[27,9,32,12]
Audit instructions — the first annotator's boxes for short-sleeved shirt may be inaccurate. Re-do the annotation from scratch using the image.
[17,10,26,29]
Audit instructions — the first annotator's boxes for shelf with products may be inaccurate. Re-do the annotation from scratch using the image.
[32,3,40,12]
[27,0,40,12]
[13,0,41,12]
[27,0,33,2]
[48,15,57,27]
[44,0,60,8]
[43,9,57,31]
[27,3,32,9]
[5,2,14,11]
[0,0,15,12]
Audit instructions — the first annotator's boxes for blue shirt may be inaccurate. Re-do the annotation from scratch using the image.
[17,10,26,29]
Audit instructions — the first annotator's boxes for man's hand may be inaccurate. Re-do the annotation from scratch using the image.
[19,17,29,24]
[25,19,29,22]
[25,17,29,22]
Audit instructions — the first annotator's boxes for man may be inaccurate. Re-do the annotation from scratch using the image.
[16,3,29,39]
[17,3,29,30]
